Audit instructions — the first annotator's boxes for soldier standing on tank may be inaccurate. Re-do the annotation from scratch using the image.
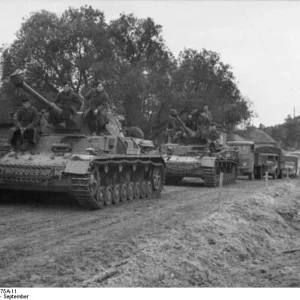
[8,98,40,152]
[83,81,111,136]
[53,81,82,128]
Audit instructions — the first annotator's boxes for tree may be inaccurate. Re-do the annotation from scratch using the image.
[0,8,253,138]
[169,48,253,128]
[1,6,111,93]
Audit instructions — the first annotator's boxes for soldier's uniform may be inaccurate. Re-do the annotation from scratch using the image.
[165,117,177,143]
[8,106,40,147]
[84,88,110,134]
[207,125,220,141]
[54,89,82,125]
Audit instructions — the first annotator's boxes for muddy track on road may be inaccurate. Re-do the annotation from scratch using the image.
[0,179,298,287]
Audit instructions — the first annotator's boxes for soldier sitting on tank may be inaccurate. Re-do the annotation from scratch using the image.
[83,81,110,136]
[8,98,40,152]
[164,112,178,143]
[53,81,82,128]
[185,113,196,131]
[207,123,220,141]
[207,123,222,152]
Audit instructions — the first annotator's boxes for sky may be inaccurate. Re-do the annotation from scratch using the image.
[0,0,300,127]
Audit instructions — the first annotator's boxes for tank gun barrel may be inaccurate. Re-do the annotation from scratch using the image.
[10,74,62,116]
[169,109,196,138]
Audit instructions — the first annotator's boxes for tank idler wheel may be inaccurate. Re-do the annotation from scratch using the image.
[104,186,113,206]
[151,166,164,190]
[134,182,141,199]
[146,182,153,198]
[120,183,128,202]
[127,182,134,201]
[113,185,121,205]
[140,181,147,198]
[96,187,105,209]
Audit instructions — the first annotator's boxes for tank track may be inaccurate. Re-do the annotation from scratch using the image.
[69,159,165,210]
[203,160,238,187]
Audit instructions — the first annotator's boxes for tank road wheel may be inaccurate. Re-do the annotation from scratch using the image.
[96,187,105,209]
[127,182,134,201]
[134,182,141,199]
[83,166,104,209]
[105,186,113,206]
[120,183,128,202]
[151,166,164,190]
[146,182,153,198]
[113,185,121,205]
[140,181,147,199]
[151,164,165,198]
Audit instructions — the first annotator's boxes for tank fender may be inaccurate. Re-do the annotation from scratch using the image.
[158,156,166,168]
[201,156,217,168]
[64,154,93,174]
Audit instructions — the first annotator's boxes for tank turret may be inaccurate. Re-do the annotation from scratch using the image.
[169,109,197,138]
[10,74,124,137]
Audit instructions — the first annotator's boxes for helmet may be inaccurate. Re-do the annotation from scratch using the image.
[169,109,178,117]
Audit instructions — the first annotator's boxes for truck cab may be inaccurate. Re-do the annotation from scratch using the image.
[283,155,298,178]
[227,141,255,180]
[255,146,285,179]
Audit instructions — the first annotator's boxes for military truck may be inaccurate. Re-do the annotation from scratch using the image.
[283,155,298,178]
[227,141,268,180]
[255,146,285,179]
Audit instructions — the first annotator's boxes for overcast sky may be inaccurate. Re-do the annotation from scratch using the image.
[0,0,299,127]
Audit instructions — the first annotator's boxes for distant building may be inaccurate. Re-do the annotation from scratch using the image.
[233,127,277,147]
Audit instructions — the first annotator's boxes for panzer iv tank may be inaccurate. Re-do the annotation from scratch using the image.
[160,110,238,187]
[0,75,165,209]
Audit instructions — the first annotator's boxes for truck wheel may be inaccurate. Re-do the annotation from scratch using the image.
[255,168,262,180]
[259,168,263,180]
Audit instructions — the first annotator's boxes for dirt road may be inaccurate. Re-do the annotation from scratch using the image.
[0,178,300,287]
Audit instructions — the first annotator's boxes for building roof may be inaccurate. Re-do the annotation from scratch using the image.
[226,133,247,142]
[234,128,277,145]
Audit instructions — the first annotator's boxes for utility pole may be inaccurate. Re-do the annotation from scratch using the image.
[294,106,296,119]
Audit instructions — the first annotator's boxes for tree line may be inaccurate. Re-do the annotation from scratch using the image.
[264,115,300,150]
[0,5,253,140]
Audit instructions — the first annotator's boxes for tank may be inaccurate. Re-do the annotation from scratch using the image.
[160,109,239,186]
[0,74,165,209]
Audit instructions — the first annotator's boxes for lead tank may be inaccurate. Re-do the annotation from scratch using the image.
[160,110,239,186]
[0,74,165,209]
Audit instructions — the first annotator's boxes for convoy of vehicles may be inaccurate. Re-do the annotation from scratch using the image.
[0,74,297,210]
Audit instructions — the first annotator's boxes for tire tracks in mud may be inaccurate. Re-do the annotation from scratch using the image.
[0,179,289,286]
